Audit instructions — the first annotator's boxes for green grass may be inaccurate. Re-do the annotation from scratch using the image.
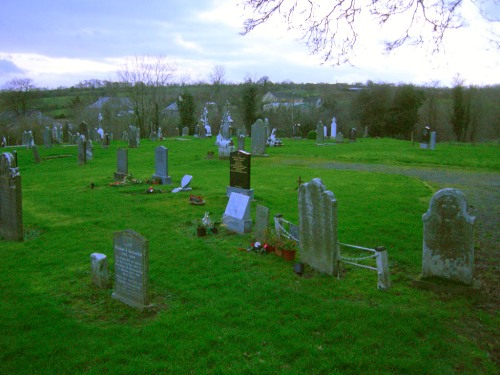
[1,138,498,374]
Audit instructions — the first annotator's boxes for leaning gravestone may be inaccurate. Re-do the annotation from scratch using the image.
[0,152,23,241]
[77,135,86,166]
[299,178,339,275]
[114,148,128,181]
[251,119,267,156]
[422,188,475,285]
[151,146,172,185]
[112,229,150,309]
[90,253,111,289]
[223,192,252,234]
[254,204,270,243]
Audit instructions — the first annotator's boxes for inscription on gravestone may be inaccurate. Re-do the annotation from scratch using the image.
[0,152,23,241]
[230,150,250,190]
[299,178,339,275]
[422,188,475,285]
[112,229,150,309]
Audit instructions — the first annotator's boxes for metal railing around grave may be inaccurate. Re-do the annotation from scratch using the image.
[274,215,391,289]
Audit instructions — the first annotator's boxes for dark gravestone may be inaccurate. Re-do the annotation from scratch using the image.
[229,150,250,189]
[112,229,150,309]
[151,146,172,185]
[349,128,357,142]
[79,121,88,139]
[114,148,128,181]
[63,123,69,143]
[0,152,23,241]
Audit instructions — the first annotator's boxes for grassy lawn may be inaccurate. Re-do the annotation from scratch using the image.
[1,137,498,374]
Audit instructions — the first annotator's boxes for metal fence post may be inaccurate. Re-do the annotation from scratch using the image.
[375,246,391,290]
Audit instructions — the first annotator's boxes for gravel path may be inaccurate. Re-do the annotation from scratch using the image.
[323,162,499,305]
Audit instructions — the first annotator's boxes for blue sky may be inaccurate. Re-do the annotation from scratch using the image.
[1,0,498,88]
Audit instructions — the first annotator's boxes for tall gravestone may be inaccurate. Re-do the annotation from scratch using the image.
[77,135,86,166]
[128,126,138,148]
[43,127,52,148]
[298,178,339,275]
[151,146,172,185]
[227,150,253,200]
[223,192,252,234]
[0,152,23,241]
[114,148,128,181]
[254,205,270,243]
[112,229,150,309]
[422,188,475,285]
[250,119,267,156]
[79,121,89,140]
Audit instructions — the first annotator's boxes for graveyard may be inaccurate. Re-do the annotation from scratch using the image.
[0,136,498,374]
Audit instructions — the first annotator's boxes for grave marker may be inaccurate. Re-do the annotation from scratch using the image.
[227,150,254,200]
[114,148,128,181]
[422,188,475,285]
[223,192,252,234]
[112,229,150,309]
[90,253,111,288]
[151,146,172,185]
[298,178,339,275]
[255,204,270,243]
[0,152,23,241]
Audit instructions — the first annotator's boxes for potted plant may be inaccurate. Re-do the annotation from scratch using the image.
[282,238,298,261]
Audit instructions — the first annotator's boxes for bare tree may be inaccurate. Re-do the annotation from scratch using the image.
[118,55,176,136]
[209,65,226,86]
[2,78,37,119]
[240,0,499,65]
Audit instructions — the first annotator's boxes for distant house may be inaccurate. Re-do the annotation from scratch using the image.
[262,91,320,111]
[88,97,134,116]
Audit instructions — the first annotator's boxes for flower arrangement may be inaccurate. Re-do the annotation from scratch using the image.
[189,195,205,205]
[109,173,143,187]
[247,241,268,255]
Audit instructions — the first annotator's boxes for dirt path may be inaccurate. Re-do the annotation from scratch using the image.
[323,162,499,307]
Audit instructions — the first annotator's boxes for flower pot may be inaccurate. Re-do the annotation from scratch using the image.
[196,227,207,237]
[265,245,275,254]
[282,249,296,261]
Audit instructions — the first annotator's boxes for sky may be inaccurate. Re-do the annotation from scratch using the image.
[0,0,499,89]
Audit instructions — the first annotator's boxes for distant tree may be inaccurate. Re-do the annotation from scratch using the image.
[176,91,196,133]
[385,85,425,138]
[450,80,467,141]
[241,0,499,65]
[240,83,258,133]
[352,83,393,137]
[118,55,176,137]
[1,78,37,119]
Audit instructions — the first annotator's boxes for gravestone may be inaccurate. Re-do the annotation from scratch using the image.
[151,146,172,185]
[430,131,436,150]
[172,175,193,193]
[330,116,337,138]
[251,119,267,155]
[114,148,128,181]
[420,126,430,148]
[90,253,111,288]
[128,126,138,148]
[254,204,270,243]
[223,192,252,234]
[150,131,158,141]
[79,121,89,139]
[102,133,110,148]
[349,128,357,142]
[336,132,343,143]
[77,135,86,165]
[316,121,324,142]
[298,178,339,275]
[86,139,94,161]
[182,126,189,136]
[22,131,28,147]
[0,152,23,241]
[237,135,245,151]
[63,123,69,143]
[43,127,52,148]
[112,229,150,309]
[32,145,41,163]
[227,150,254,200]
[422,188,475,285]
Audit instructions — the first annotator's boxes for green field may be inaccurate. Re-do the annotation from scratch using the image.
[1,138,498,374]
